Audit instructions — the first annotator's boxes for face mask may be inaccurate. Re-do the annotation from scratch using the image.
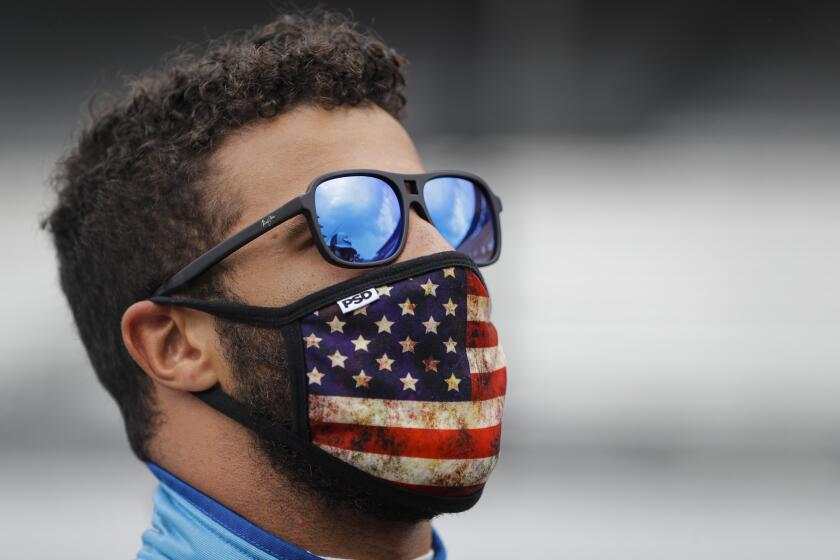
[150,251,506,513]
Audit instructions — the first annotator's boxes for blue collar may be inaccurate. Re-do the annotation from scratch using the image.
[138,463,447,560]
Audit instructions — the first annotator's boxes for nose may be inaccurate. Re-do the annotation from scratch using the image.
[395,206,453,263]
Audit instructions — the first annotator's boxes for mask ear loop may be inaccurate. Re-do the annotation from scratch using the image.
[190,382,485,513]
[192,324,309,439]
[192,384,292,431]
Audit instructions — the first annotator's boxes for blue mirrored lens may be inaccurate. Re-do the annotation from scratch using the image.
[314,176,403,264]
[424,177,496,264]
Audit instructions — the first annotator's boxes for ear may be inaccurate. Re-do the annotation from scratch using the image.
[121,300,221,392]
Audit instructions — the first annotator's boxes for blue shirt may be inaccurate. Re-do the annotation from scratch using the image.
[138,463,447,560]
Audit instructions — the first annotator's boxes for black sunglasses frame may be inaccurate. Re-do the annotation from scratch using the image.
[153,169,502,297]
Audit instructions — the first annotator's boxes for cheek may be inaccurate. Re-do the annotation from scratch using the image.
[226,221,369,307]
[234,256,359,307]
[209,330,239,394]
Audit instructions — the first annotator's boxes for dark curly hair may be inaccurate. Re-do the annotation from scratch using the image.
[42,10,407,461]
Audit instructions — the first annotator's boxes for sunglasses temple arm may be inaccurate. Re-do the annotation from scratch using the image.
[153,197,305,297]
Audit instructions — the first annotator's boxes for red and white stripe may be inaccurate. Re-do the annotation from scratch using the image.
[309,270,506,495]
[466,271,507,404]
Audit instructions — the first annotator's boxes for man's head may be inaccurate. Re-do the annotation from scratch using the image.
[44,11,454,521]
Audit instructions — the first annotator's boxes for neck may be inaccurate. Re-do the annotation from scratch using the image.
[149,385,432,560]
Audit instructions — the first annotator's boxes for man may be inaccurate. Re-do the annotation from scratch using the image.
[44,11,507,560]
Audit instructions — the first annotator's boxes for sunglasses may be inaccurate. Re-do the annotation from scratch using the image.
[153,169,503,296]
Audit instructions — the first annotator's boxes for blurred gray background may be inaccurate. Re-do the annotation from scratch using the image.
[2,0,839,557]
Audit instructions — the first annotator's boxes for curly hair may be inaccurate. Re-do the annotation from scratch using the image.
[42,10,407,461]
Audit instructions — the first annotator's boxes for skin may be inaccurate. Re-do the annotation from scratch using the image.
[121,103,454,560]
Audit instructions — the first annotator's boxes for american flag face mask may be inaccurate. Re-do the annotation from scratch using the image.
[151,251,505,513]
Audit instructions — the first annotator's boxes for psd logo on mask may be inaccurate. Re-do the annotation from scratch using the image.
[337,288,380,314]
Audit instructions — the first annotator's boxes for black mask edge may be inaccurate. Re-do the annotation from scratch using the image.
[193,382,485,514]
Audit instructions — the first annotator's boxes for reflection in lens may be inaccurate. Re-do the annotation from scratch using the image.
[314,176,403,263]
[424,177,496,263]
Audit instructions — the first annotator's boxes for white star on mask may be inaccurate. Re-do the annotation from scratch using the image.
[374,315,394,333]
[351,335,371,352]
[328,350,348,368]
[307,367,325,385]
[303,333,322,348]
[422,315,440,334]
[420,278,439,296]
[445,373,461,392]
[443,337,458,353]
[400,373,418,391]
[327,316,346,333]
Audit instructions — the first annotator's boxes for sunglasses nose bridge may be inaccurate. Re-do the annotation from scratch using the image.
[405,194,432,222]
